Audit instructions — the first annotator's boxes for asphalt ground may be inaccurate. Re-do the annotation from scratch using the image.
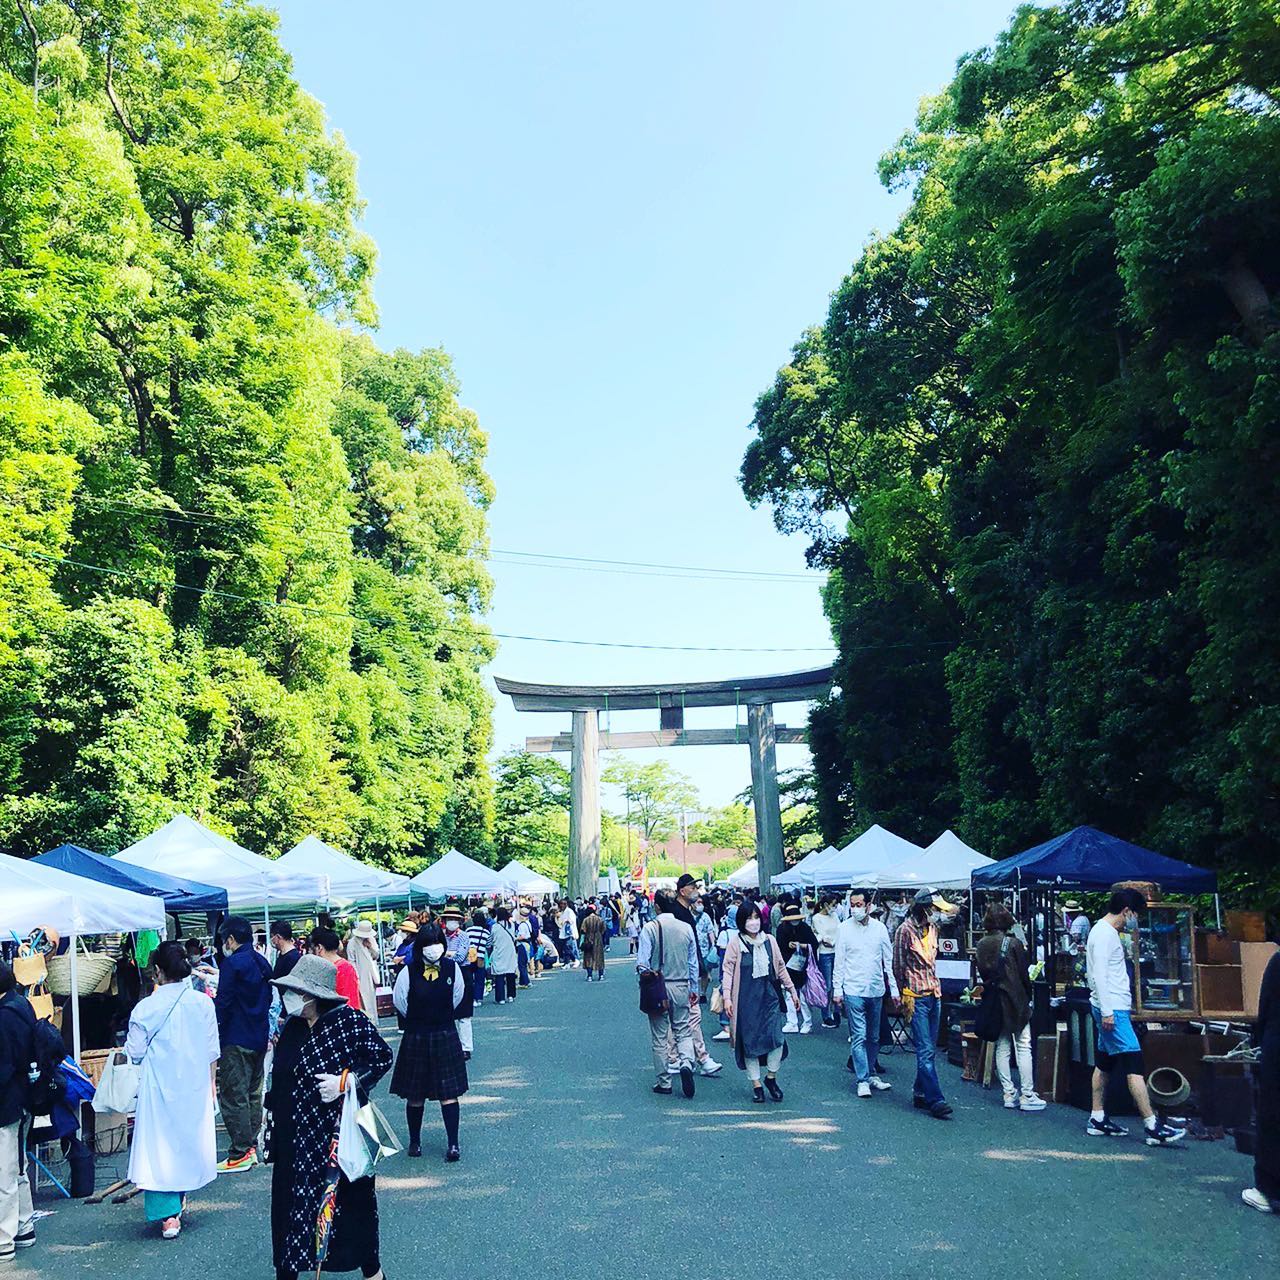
[17,950,1276,1279]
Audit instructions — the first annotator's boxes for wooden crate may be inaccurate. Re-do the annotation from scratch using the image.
[1197,964,1244,1014]
[1225,910,1267,943]
[1194,933,1240,965]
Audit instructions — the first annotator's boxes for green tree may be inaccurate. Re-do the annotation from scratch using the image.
[602,757,699,844]
[688,802,755,853]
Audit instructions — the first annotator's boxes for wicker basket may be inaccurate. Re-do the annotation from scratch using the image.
[46,948,115,996]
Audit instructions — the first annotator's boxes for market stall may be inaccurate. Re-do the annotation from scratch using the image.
[811,825,925,890]
[725,859,759,890]
[771,844,840,890]
[0,851,166,1060]
[278,835,410,907]
[408,848,508,900]
[498,859,559,897]
[33,843,228,914]
[869,829,994,891]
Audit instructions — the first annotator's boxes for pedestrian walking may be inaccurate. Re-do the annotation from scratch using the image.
[267,955,393,1280]
[214,915,273,1172]
[833,890,897,1099]
[1243,944,1280,1213]
[557,899,580,966]
[346,921,381,1022]
[580,904,607,981]
[309,927,362,1011]
[270,921,302,981]
[775,899,819,1034]
[391,924,469,1162]
[125,941,221,1239]
[667,875,723,1078]
[720,901,800,1103]
[811,897,840,1028]
[625,906,642,954]
[975,905,1046,1112]
[465,910,491,1005]
[636,892,700,1098]
[892,889,958,1120]
[488,907,519,1003]
[0,961,36,1265]
[1085,887,1185,1146]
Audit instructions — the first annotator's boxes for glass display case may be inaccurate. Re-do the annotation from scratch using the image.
[1133,903,1199,1019]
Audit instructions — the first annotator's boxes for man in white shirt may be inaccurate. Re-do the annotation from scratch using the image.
[833,891,899,1098]
[1085,887,1184,1146]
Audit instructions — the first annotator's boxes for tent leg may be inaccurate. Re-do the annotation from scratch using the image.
[69,935,81,1063]
[263,905,271,963]
[1215,893,1222,931]
[375,894,385,986]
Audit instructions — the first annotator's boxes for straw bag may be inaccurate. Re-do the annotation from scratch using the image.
[12,943,47,988]
[47,939,116,996]
[27,986,55,1023]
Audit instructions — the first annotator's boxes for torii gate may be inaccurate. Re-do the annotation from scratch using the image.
[494,667,833,898]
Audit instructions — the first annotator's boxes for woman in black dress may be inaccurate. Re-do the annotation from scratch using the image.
[391,924,469,1162]
[1244,946,1280,1213]
[267,955,393,1280]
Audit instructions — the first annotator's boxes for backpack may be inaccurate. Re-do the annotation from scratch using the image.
[28,1017,68,1116]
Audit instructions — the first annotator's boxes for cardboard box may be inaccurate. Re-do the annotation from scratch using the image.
[1225,910,1267,942]
[1240,941,1279,1018]
[1195,932,1240,965]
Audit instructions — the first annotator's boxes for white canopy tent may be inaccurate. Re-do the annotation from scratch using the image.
[867,829,995,891]
[726,859,759,890]
[498,860,559,897]
[279,835,411,905]
[116,815,327,909]
[1,851,166,1059]
[772,844,841,889]
[812,825,926,888]
[408,849,508,900]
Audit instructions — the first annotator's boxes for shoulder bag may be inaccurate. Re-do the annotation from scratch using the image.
[92,986,187,1115]
[638,922,670,1015]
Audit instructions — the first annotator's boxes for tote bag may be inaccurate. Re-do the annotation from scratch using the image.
[337,1072,401,1181]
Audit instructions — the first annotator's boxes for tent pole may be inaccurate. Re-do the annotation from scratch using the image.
[69,935,81,1063]
[263,904,271,962]
[375,893,384,986]
[1215,893,1222,931]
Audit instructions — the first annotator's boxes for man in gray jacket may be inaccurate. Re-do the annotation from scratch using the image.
[636,891,699,1098]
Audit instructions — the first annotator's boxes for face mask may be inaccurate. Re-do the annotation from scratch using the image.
[744,919,762,936]
[423,943,445,962]
[929,912,943,926]
[851,907,867,922]
[1124,913,1139,932]
[444,920,459,932]
[694,903,704,914]
[282,990,307,1017]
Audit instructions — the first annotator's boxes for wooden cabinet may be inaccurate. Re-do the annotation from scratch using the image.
[1133,903,1200,1019]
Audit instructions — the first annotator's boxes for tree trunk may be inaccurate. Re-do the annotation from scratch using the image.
[1221,252,1272,344]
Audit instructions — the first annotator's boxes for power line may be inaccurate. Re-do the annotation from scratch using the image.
[71,496,821,584]
[0,542,838,654]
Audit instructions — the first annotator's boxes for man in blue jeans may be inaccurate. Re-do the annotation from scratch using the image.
[833,890,899,1098]
[893,888,959,1120]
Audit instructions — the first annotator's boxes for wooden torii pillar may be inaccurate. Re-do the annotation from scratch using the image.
[494,668,832,897]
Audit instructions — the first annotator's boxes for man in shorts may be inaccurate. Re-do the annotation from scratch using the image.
[1085,886,1185,1146]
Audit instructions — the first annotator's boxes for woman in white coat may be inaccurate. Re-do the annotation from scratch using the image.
[125,941,220,1240]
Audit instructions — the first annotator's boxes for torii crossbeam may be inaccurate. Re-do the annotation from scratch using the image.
[494,667,833,896]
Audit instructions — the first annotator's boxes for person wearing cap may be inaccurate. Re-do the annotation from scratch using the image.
[391,923,469,1161]
[892,888,958,1119]
[346,920,380,1022]
[392,918,419,970]
[775,898,820,1034]
[637,891,701,1097]
[267,954,394,1280]
[668,875,723,1076]
[439,906,476,1057]
[833,890,898,1098]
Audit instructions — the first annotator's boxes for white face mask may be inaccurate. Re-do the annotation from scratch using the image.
[282,990,308,1017]
[851,906,867,922]
[744,919,762,936]
[444,920,459,932]
[423,943,445,962]
[929,911,943,926]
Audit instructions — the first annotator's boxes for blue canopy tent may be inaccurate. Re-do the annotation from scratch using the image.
[970,825,1216,894]
[34,843,230,913]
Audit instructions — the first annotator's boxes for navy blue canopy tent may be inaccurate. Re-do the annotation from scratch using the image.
[970,825,1217,894]
[33,843,229,913]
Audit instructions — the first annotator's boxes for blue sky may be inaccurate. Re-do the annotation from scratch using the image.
[273,0,1018,813]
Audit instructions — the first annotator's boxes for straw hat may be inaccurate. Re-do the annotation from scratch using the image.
[398,919,419,936]
[439,903,465,922]
[271,955,347,1005]
[1062,900,1083,912]
[352,920,376,940]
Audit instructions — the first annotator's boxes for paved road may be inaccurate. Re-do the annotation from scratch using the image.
[19,952,1276,1279]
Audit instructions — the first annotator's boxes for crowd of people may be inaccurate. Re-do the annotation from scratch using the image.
[0,875,1276,1273]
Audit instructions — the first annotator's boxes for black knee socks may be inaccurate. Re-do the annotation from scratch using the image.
[405,1102,424,1145]
[441,1100,460,1147]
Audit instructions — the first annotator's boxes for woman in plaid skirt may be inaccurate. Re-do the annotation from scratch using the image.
[391,924,469,1162]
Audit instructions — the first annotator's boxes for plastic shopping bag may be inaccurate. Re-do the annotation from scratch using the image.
[92,1049,141,1115]
[336,1074,400,1181]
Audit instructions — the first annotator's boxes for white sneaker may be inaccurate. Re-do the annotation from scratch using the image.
[783,1022,798,1034]
[799,1023,812,1035]
[1003,1094,1019,1109]
[699,1058,723,1077]
[1242,1187,1276,1213]
[1019,1094,1047,1111]
[712,1029,731,1041]
[857,1081,872,1098]
[666,1061,681,1075]
[868,1076,892,1092]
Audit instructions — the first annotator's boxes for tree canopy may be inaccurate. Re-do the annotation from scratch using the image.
[742,0,1279,901]
[0,0,494,866]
